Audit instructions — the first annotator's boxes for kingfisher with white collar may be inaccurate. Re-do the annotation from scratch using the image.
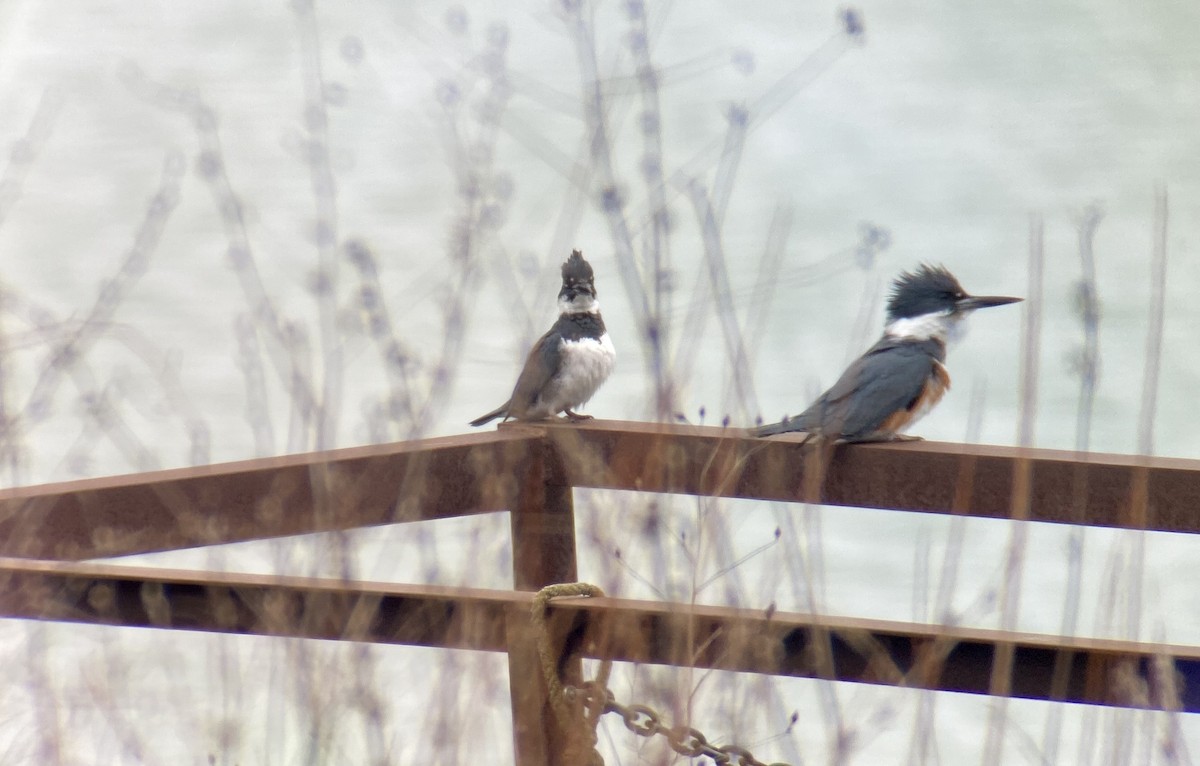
[470,249,615,426]
[753,264,1021,442]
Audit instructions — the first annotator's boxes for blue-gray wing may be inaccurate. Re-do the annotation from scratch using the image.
[507,328,564,416]
[788,340,940,439]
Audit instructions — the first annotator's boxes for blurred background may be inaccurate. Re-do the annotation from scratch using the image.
[0,1,1197,763]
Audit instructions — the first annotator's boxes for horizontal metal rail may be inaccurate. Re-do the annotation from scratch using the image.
[540,420,1200,534]
[0,429,543,559]
[0,557,1194,712]
[1,421,1196,563]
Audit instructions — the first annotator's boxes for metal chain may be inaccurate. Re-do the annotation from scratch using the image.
[534,584,795,766]
[565,681,794,766]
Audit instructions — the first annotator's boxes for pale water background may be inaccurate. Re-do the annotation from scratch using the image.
[0,1,1198,763]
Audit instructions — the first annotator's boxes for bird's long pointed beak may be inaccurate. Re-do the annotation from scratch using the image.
[957,294,1023,312]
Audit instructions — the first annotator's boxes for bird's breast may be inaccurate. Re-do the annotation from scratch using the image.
[879,361,951,434]
[913,361,951,420]
[548,333,615,407]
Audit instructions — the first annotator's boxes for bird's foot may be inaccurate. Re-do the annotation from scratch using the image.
[563,409,593,422]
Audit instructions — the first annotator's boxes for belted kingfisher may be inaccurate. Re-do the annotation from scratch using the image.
[753,264,1021,442]
[470,250,615,426]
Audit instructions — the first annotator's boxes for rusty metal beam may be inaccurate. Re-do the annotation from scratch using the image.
[0,557,1194,713]
[0,430,541,560]
[507,431,584,765]
[0,557,510,650]
[3,420,1197,564]
[541,420,1200,534]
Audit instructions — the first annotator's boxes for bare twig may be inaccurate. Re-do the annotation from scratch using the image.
[983,214,1043,766]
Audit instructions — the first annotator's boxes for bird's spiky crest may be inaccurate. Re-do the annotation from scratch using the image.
[561,249,594,285]
[887,263,965,322]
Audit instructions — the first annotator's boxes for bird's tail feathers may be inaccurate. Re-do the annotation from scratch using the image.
[751,416,807,438]
[469,402,509,427]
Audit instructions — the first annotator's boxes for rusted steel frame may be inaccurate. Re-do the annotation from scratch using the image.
[543,420,1200,534]
[0,429,541,560]
[0,557,1194,713]
[505,430,586,766]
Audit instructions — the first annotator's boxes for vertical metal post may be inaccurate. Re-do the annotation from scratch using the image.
[506,433,580,766]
